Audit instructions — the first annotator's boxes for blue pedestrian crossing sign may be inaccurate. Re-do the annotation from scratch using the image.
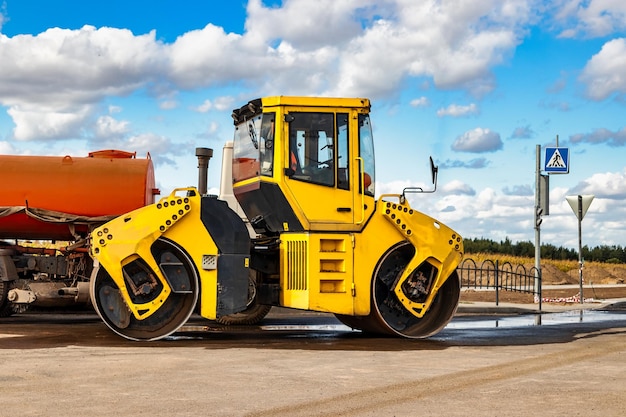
[545,147,569,174]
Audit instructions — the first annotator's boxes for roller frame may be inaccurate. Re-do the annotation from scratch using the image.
[90,188,195,320]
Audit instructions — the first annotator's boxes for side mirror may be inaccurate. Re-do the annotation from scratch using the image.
[401,157,438,201]
[429,156,438,187]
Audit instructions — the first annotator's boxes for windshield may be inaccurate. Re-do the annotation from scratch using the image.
[233,113,275,182]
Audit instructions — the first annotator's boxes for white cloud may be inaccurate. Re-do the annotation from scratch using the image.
[570,168,626,199]
[511,125,534,139]
[245,0,366,50]
[436,103,479,117]
[554,0,626,38]
[94,115,130,140]
[376,166,626,250]
[0,26,164,105]
[0,26,165,140]
[439,158,490,169]
[194,96,236,113]
[212,96,236,112]
[579,38,626,100]
[441,180,476,195]
[194,99,213,113]
[0,140,14,153]
[124,133,180,166]
[167,24,249,89]
[8,104,94,141]
[206,121,219,135]
[410,96,430,107]
[330,0,529,98]
[452,127,503,152]
[159,100,178,110]
[570,126,626,146]
[0,1,535,141]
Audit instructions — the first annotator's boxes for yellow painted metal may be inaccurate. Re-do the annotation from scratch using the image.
[280,232,355,314]
[232,97,376,232]
[322,202,459,317]
[261,96,370,109]
[379,195,463,318]
[90,188,222,320]
[276,194,463,318]
[236,96,463,319]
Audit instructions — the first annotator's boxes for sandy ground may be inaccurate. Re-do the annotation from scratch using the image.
[1,309,626,416]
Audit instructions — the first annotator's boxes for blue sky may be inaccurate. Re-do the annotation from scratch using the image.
[1,0,625,250]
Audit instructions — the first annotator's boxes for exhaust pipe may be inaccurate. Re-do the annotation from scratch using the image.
[195,147,213,195]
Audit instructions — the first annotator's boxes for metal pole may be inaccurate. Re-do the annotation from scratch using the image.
[495,260,499,306]
[578,195,583,304]
[195,147,213,195]
[534,145,542,311]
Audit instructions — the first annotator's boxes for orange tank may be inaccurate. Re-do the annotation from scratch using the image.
[0,150,160,240]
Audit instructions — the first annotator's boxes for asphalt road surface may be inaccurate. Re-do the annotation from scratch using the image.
[1,308,626,416]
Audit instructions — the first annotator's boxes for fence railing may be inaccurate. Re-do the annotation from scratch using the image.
[457,258,541,306]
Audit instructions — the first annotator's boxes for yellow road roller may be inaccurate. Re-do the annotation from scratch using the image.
[89,96,464,341]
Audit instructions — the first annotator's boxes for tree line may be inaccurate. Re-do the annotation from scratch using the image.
[464,237,626,264]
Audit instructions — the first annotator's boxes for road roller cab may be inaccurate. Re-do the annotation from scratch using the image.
[89,96,465,341]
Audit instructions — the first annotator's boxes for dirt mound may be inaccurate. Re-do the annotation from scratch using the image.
[536,263,575,285]
[566,265,625,285]
[518,262,626,285]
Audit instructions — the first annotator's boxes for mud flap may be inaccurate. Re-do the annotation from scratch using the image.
[215,254,249,316]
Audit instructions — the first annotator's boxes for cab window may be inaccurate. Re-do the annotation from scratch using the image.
[259,113,275,177]
[358,114,375,196]
[288,112,335,187]
[233,113,275,182]
[337,113,349,190]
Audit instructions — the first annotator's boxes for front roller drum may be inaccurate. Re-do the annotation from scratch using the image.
[337,242,460,338]
[90,238,199,341]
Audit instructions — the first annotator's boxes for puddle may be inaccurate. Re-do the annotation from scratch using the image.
[175,310,626,338]
[259,324,353,332]
[446,310,626,329]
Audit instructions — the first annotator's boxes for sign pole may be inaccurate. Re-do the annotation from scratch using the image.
[577,195,583,304]
[566,194,594,304]
[534,145,542,310]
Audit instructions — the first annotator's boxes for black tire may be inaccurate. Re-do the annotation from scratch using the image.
[91,238,199,341]
[216,272,271,325]
[216,303,271,325]
[336,241,460,338]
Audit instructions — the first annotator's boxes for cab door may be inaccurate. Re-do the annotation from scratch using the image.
[283,111,355,230]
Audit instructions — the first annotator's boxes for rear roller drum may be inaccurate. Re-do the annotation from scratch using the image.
[337,242,460,338]
[91,238,199,341]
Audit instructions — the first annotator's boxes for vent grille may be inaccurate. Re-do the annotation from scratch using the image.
[286,240,307,290]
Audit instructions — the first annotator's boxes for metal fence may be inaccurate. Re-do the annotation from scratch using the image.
[457,258,541,306]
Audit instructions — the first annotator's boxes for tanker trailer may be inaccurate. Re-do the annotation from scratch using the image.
[0,150,159,316]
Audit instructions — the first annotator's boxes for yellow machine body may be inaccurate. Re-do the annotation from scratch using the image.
[231,96,464,336]
[279,198,462,317]
[91,190,221,320]
[89,96,464,340]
